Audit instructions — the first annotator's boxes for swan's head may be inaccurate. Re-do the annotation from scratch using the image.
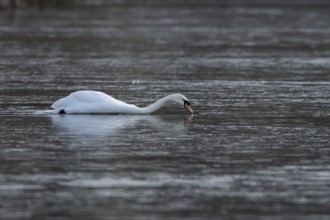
[171,94,193,113]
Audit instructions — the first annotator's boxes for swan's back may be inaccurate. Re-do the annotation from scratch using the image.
[51,91,117,108]
[51,91,139,114]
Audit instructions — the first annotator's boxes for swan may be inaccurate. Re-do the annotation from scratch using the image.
[50,91,193,114]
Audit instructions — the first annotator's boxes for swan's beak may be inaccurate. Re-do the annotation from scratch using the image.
[184,103,193,113]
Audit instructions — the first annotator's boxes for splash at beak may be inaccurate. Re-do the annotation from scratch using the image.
[184,102,193,113]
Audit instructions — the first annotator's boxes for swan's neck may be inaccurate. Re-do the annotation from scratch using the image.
[138,94,177,114]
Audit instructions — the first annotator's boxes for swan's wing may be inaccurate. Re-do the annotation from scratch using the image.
[51,91,119,109]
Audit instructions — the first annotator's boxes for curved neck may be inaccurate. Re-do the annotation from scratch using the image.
[138,94,177,114]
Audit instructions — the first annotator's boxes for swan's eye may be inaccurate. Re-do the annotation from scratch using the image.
[183,100,191,106]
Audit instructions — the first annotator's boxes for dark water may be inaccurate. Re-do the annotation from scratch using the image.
[1,2,330,220]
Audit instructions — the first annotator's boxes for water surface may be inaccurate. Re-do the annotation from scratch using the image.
[1,2,330,220]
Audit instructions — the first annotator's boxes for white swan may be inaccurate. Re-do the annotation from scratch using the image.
[50,91,193,114]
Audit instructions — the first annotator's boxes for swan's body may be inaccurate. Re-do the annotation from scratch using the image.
[51,91,193,114]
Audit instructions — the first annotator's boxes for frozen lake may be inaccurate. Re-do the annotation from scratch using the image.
[1,2,330,219]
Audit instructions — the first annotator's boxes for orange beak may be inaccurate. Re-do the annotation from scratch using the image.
[184,103,193,113]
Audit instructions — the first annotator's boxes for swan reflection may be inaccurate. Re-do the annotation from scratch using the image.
[50,114,192,137]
